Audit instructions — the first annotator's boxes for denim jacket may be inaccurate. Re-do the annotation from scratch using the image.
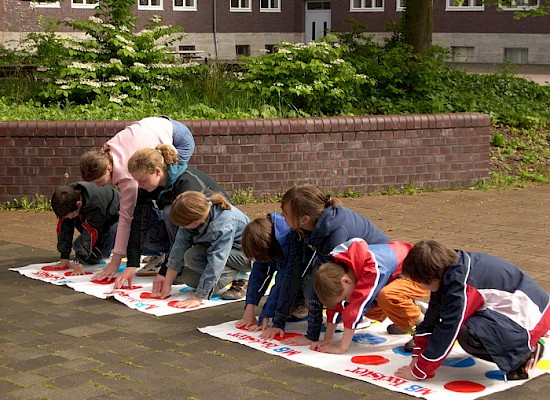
[166,204,250,299]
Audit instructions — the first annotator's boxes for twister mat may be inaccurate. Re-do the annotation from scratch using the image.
[199,319,549,400]
[9,262,242,316]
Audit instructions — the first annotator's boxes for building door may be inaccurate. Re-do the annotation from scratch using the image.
[305,1,331,43]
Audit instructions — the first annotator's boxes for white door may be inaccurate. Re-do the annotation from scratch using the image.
[305,1,331,43]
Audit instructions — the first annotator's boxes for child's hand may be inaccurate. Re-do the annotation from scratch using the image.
[152,274,167,295]
[260,327,284,340]
[282,334,311,346]
[171,295,202,309]
[93,262,119,281]
[248,317,270,332]
[71,262,85,276]
[235,305,257,329]
[114,267,136,289]
[311,342,346,354]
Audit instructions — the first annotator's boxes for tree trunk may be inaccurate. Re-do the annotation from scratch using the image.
[404,0,433,54]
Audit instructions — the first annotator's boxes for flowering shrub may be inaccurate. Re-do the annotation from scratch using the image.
[25,0,200,105]
[233,36,373,116]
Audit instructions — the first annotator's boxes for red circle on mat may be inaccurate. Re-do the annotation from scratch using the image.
[140,292,169,299]
[444,381,486,393]
[274,332,302,341]
[64,271,93,276]
[91,278,116,284]
[351,355,390,366]
[42,265,70,271]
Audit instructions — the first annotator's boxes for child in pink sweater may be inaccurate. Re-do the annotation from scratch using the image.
[79,117,194,287]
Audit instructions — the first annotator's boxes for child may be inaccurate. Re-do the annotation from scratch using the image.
[236,213,302,330]
[151,191,251,308]
[79,117,195,282]
[310,238,415,354]
[261,185,429,346]
[50,182,119,276]
[395,239,549,381]
[110,144,229,289]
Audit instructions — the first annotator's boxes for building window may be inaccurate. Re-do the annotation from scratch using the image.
[350,0,384,12]
[138,0,163,11]
[499,0,539,10]
[446,0,484,10]
[236,44,251,57]
[307,1,331,9]
[31,1,61,8]
[260,0,280,12]
[71,0,98,8]
[230,0,251,12]
[451,46,475,62]
[173,0,197,11]
[265,44,276,54]
[504,48,528,64]
[396,0,405,11]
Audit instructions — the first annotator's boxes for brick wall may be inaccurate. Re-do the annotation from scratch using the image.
[0,113,491,203]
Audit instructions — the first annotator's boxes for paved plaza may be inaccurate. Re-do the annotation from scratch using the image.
[1,185,549,399]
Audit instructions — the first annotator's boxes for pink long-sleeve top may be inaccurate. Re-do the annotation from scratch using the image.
[107,117,174,256]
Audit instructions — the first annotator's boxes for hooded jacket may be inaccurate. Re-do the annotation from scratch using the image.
[325,238,412,330]
[411,250,550,379]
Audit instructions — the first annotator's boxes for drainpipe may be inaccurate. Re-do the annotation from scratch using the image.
[213,0,219,58]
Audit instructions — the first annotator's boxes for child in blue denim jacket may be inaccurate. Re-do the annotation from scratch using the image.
[152,191,251,308]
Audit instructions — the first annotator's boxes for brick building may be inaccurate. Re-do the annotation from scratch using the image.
[0,1,549,64]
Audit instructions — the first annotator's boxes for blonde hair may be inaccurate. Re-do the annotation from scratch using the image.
[80,147,111,181]
[313,261,347,309]
[281,185,341,232]
[128,144,178,175]
[170,191,231,227]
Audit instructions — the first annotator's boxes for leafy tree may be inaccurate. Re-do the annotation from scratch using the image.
[23,0,198,105]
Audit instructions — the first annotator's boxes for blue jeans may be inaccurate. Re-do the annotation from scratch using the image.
[171,119,195,163]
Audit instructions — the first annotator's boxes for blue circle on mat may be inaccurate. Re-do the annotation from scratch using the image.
[98,260,107,265]
[392,346,412,356]
[117,265,126,272]
[352,333,387,345]
[443,357,476,368]
[179,286,192,293]
[485,370,506,381]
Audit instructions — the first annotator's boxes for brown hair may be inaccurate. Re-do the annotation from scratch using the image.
[80,146,111,181]
[242,217,274,261]
[170,191,231,227]
[402,239,459,284]
[128,144,178,175]
[51,186,80,217]
[281,185,341,232]
[313,261,348,309]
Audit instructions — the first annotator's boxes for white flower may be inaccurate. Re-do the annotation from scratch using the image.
[88,16,103,24]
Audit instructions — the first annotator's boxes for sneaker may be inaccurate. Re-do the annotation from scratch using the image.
[387,324,416,335]
[221,279,248,300]
[136,255,164,277]
[506,342,545,381]
[289,302,309,320]
[403,338,415,353]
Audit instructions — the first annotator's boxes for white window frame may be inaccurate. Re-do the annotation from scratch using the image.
[31,1,61,8]
[173,0,197,11]
[260,0,281,13]
[71,0,99,9]
[350,0,385,12]
[230,0,252,12]
[396,0,405,11]
[499,0,539,10]
[138,0,164,11]
[446,0,484,11]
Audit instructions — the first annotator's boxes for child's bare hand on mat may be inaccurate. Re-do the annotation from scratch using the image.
[235,304,258,329]
[395,365,419,380]
[70,262,85,276]
[93,262,119,281]
[248,318,269,332]
[114,267,136,289]
[312,342,346,354]
[260,327,284,339]
[282,334,311,346]
[170,296,201,309]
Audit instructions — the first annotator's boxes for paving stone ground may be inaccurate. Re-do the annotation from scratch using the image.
[1,185,549,399]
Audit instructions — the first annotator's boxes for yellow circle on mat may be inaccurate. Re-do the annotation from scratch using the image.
[536,359,550,370]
